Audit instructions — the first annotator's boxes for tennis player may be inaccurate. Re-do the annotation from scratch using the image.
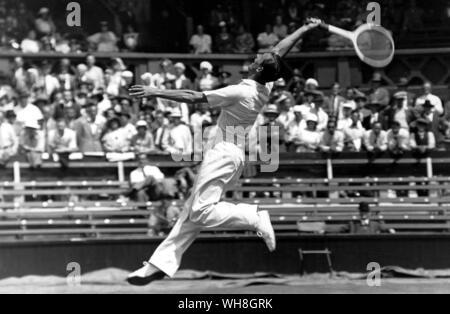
[127,18,322,286]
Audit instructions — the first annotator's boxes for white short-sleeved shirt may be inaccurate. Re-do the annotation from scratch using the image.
[204,79,273,148]
[15,104,44,126]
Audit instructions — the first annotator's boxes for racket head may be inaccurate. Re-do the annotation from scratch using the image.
[353,23,395,68]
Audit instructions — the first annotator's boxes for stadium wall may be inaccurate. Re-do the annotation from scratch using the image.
[1,234,450,279]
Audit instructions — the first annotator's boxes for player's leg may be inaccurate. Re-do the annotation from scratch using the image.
[186,142,275,248]
[127,195,201,285]
[127,143,275,285]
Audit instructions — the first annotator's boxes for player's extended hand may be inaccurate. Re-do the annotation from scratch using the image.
[305,18,322,30]
[129,85,159,99]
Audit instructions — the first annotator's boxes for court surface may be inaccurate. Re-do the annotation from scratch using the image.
[1,269,450,294]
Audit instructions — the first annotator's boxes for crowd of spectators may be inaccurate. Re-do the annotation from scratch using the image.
[0,1,139,54]
[0,0,444,54]
[1,55,450,170]
[189,0,444,54]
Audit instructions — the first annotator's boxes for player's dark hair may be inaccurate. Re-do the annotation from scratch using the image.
[259,53,285,83]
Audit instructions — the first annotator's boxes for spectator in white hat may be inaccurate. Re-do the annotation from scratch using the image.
[337,101,357,131]
[196,61,219,92]
[296,114,321,153]
[286,105,304,151]
[261,104,286,153]
[153,59,176,89]
[190,25,212,54]
[131,120,155,154]
[174,63,192,90]
[120,71,134,94]
[305,78,319,91]
[164,109,193,155]
[141,73,154,88]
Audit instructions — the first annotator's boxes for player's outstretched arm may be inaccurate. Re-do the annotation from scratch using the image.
[129,86,207,104]
[272,18,322,58]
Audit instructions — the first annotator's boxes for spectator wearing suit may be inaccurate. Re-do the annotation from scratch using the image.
[154,110,170,153]
[364,121,388,154]
[395,77,416,109]
[368,73,390,111]
[319,120,344,153]
[411,100,441,145]
[73,102,105,153]
[0,111,18,166]
[362,100,380,131]
[384,92,415,131]
[130,120,155,154]
[343,110,365,152]
[326,82,346,120]
[19,120,45,168]
[310,91,329,132]
[189,25,212,54]
[387,121,411,158]
[415,82,444,116]
[410,119,436,156]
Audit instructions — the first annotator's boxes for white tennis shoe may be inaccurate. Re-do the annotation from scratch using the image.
[256,210,277,252]
[127,262,166,286]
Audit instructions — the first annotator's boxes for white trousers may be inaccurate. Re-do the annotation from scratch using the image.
[149,142,260,277]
